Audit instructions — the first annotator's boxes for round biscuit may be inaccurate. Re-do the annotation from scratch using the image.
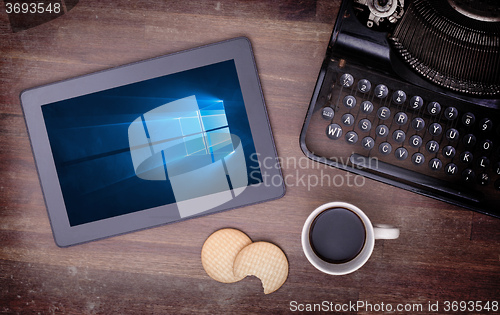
[201,228,252,283]
[233,241,288,294]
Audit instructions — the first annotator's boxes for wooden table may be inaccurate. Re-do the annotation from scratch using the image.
[1,1,499,313]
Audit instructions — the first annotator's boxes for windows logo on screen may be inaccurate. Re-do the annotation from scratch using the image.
[128,95,248,218]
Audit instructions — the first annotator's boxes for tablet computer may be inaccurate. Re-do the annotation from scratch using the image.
[21,37,285,247]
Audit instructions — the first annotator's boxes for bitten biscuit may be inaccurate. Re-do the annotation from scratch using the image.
[233,241,288,294]
[201,228,252,283]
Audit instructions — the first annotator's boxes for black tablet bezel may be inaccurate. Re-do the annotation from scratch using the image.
[21,37,285,247]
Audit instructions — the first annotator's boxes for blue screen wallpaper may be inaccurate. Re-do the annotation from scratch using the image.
[42,60,262,226]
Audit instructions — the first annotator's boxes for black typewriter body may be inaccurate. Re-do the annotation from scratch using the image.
[300,0,500,218]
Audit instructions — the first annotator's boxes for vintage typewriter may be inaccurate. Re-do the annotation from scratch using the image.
[300,0,500,217]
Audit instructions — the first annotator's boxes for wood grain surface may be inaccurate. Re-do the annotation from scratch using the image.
[1,1,499,314]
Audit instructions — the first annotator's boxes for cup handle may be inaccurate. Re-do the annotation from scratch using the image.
[373,224,400,240]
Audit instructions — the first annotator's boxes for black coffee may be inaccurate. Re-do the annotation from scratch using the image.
[309,207,366,263]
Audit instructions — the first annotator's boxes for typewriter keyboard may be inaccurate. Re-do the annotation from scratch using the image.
[302,60,500,217]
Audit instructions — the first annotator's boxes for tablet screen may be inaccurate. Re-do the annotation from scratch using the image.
[41,59,263,226]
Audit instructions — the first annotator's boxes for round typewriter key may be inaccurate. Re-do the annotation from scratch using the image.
[462,112,475,126]
[462,169,475,182]
[392,130,406,143]
[394,112,408,125]
[427,102,441,115]
[321,107,334,120]
[343,95,356,108]
[379,142,392,155]
[478,173,490,186]
[374,84,388,98]
[360,101,374,114]
[494,162,500,175]
[460,151,473,164]
[341,113,355,126]
[463,134,476,147]
[376,124,389,137]
[442,146,456,158]
[444,107,458,120]
[345,131,359,144]
[446,128,459,141]
[409,135,423,148]
[377,107,391,120]
[445,163,458,175]
[429,123,442,136]
[340,73,354,88]
[479,118,493,132]
[477,156,490,169]
[426,140,439,153]
[429,158,443,171]
[392,90,407,105]
[410,96,423,110]
[395,147,408,160]
[481,139,493,152]
[362,136,375,150]
[411,117,425,131]
[357,79,371,93]
[412,153,425,166]
[326,124,343,140]
[358,119,372,132]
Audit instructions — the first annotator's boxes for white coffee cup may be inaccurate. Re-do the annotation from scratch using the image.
[301,202,399,275]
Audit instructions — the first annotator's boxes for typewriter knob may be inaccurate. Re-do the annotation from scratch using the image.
[354,0,405,28]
